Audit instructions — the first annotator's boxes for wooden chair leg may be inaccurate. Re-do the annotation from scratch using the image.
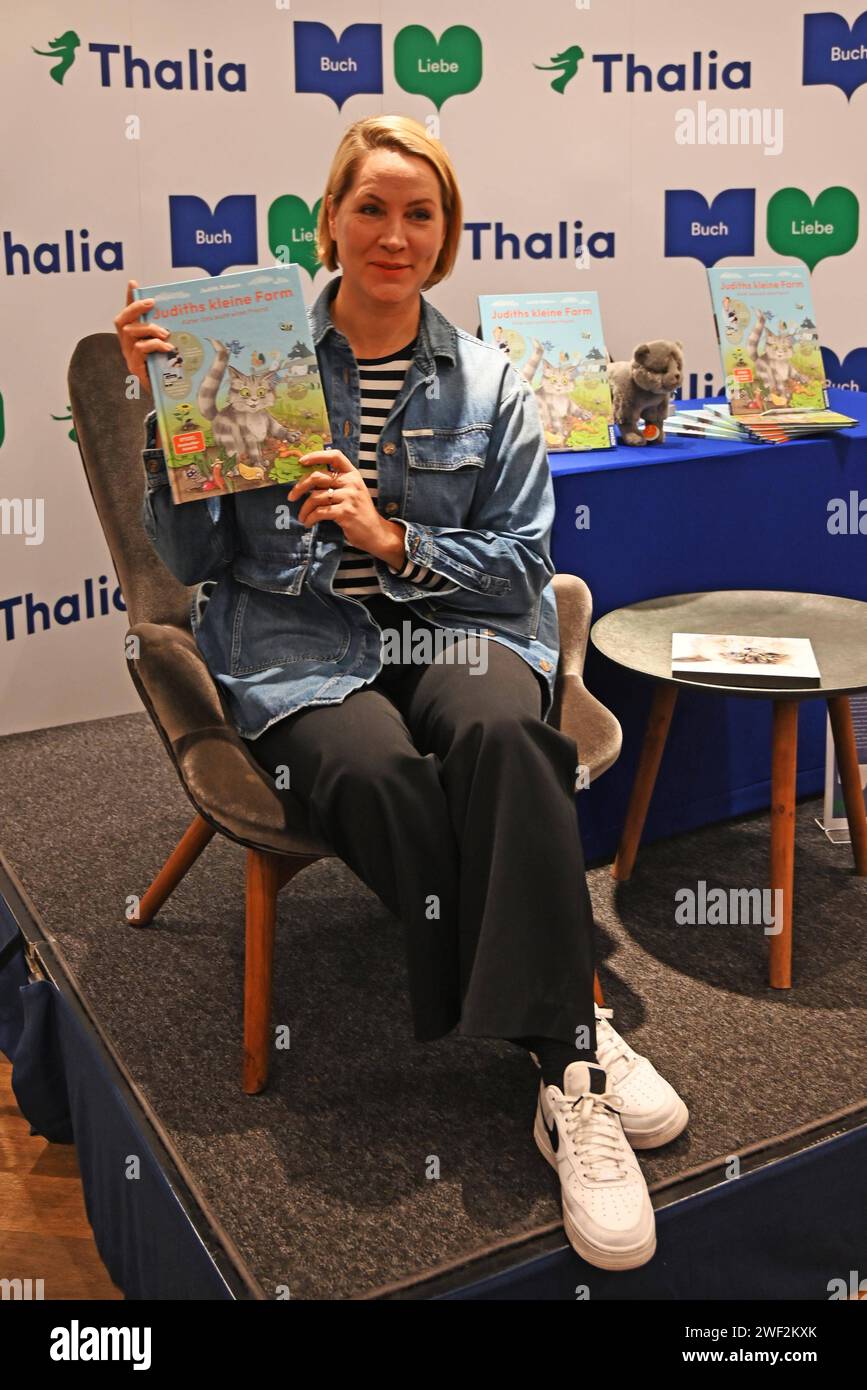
[827,695,867,876]
[769,700,799,989]
[243,848,283,1095]
[135,814,216,925]
[242,850,319,1093]
[612,683,678,881]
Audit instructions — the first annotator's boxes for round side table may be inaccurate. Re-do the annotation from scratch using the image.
[591,590,867,988]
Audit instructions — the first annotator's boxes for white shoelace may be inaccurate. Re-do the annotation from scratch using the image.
[594,1007,637,1084]
[553,1089,630,1181]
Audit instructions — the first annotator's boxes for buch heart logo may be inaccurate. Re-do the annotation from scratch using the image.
[664,188,756,266]
[293,22,383,110]
[803,12,867,99]
[821,346,867,392]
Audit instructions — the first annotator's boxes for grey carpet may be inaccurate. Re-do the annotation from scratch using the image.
[0,711,864,1299]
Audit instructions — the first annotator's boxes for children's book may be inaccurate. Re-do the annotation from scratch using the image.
[706,264,829,419]
[477,291,615,451]
[663,407,755,441]
[664,401,855,444]
[672,632,821,689]
[740,408,856,440]
[132,263,331,504]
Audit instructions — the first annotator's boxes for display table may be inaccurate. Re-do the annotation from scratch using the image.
[591,590,867,987]
[549,388,867,862]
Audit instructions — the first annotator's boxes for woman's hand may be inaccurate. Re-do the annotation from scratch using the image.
[114,279,176,395]
[288,450,406,567]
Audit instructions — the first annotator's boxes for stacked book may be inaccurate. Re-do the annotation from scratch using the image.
[701,262,857,443]
[665,402,857,444]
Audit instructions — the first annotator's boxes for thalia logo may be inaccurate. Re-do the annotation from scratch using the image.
[464,219,614,261]
[584,47,750,93]
[803,11,867,98]
[32,30,245,90]
[0,575,125,642]
[664,189,756,266]
[2,228,122,276]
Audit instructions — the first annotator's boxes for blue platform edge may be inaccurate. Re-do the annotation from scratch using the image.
[3,892,865,1302]
[0,897,233,1301]
[438,1123,867,1300]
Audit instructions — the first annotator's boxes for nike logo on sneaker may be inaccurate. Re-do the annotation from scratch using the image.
[545,1106,559,1153]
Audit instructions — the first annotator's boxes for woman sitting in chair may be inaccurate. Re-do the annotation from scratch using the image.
[115,114,687,1272]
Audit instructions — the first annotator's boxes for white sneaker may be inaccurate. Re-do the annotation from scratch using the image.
[534,1060,657,1270]
[594,1005,689,1150]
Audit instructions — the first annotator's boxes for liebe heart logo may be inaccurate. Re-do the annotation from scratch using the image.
[766,187,859,270]
[394,25,482,110]
[268,196,323,279]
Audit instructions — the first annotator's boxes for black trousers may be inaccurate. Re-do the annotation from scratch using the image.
[242,593,596,1050]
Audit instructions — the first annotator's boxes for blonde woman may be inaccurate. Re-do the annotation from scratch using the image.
[115,115,687,1272]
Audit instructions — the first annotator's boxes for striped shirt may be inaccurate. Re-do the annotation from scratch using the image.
[332,338,460,601]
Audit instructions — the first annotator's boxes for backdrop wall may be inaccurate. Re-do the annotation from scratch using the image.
[3,0,866,733]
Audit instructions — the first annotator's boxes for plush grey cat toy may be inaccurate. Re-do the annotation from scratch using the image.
[607,340,684,445]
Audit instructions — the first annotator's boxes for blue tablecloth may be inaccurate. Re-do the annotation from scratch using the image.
[550,389,867,862]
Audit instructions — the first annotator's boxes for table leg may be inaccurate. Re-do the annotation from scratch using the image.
[611,683,678,881]
[827,695,867,876]
[769,700,799,989]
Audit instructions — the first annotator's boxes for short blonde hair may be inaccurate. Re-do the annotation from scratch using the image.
[316,115,463,290]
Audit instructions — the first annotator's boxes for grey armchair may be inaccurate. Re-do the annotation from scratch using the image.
[69,333,622,1093]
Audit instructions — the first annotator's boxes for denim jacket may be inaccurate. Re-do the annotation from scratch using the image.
[141,274,560,739]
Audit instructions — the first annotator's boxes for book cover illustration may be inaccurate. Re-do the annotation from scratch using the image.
[706,264,828,418]
[477,291,615,451]
[133,263,331,504]
[672,632,820,689]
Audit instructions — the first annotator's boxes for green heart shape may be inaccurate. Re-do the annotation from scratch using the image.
[766,186,859,271]
[394,25,482,110]
[268,195,323,279]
